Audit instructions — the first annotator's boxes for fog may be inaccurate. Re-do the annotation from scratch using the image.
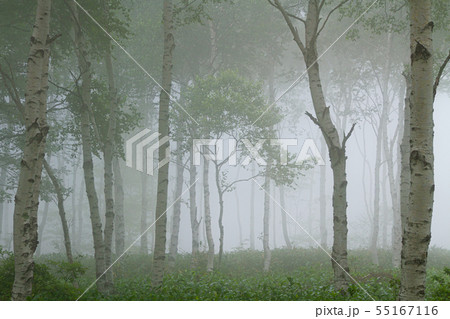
[0,0,449,302]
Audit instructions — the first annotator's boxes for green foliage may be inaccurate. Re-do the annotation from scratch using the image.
[0,248,82,300]
[428,268,450,301]
[1,248,449,300]
[47,259,87,284]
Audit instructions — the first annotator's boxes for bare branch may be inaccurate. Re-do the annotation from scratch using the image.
[433,49,450,101]
[224,172,264,193]
[0,64,25,118]
[342,122,356,147]
[270,0,306,54]
[316,0,350,39]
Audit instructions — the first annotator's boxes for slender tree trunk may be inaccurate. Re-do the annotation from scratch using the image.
[400,0,434,300]
[392,84,406,268]
[249,163,256,250]
[307,174,314,236]
[279,186,291,249]
[11,0,52,300]
[140,174,148,254]
[151,0,174,288]
[214,162,225,268]
[168,148,184,269]
[319,139,328,248]
[188,150,200,265]
[113,158,125,256]
[203,159,214,272]
[102,21,119,289]
[68,0,107,294]
[263,172,271,272]
[234,186,243,247]
[43,159,73,263]
[305,51,351,291]
[329,149,351,291]
[272,182,277,249]
[381,166,389,249]
[71,157,80,251]
[76,174,84,250]
[36,201,49,257]
[273,0,352,291]
[0,167,6,240]
[103,35,119,285]
[370,119,383,265]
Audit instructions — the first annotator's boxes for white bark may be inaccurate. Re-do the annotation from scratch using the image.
[203,159,215,272]
[11,0,52,300]
[188,150,200,266]
[113,158,125,256]
[400,0,434,300]
[263,173,271,272]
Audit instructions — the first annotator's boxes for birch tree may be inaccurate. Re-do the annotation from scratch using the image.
[399,0,450,299]
[10,0,52,300]
[151,0,175,288]
[399,0,434,301]
[270,0,354,291]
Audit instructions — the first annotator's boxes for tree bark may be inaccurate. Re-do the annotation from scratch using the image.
[102,16,119,289]
[370,112,383,265]
[391,83,406,268]
[279,185,292,249]
[11,0,52,300]
[76,174,84,250]
[168,148,184,269]
[151,0,174,288]
[398,74,411,269]
[188,150,200,266]
[399,0,434,300]
[272,181,277,249]
[273,0,352,291]
[319,139,327,248]
[214,162,225,268]
[234,185,243,247]
[203,159,214,272]
[140,174,148,254]
[71,157,80,251]
[113,158,125,256]
[35,201,49,257]
[263,172,271,272]
[43,159,73,263]
[249,163,256,250]
[0,167,6,239]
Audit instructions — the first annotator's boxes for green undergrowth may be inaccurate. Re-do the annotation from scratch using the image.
[1,247,449,301]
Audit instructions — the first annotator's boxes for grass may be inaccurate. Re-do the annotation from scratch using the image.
[1,247,449,300]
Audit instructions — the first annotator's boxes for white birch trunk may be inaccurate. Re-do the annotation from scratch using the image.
[11,0,52,300]
[399,0,434,300]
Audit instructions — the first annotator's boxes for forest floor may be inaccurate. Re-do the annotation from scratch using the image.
[0,247,449,301]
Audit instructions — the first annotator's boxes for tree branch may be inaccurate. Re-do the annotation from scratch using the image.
[270,0,306,54]
[342,122,356,148]
[433,49,450,101]
[0,63,25,119]
[316,0,350,39]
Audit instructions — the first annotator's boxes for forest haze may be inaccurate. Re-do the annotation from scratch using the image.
[0,0,449,302]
